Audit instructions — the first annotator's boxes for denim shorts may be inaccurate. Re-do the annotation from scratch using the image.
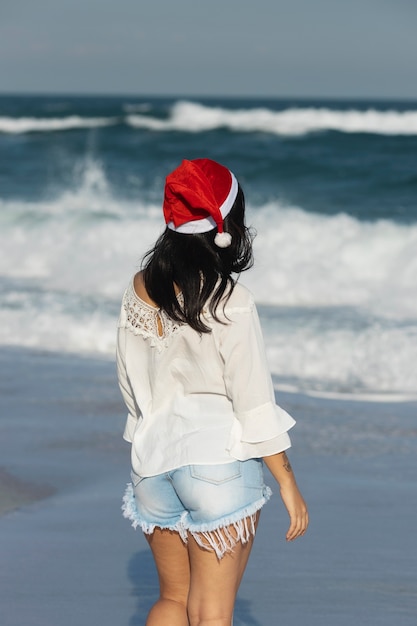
[122,459,271,559]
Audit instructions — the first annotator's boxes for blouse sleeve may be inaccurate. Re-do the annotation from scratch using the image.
[218,295,295,460]
[116,307,140,443]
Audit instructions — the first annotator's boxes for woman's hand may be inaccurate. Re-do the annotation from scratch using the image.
[263,451,309,541]
[279,481,309,541]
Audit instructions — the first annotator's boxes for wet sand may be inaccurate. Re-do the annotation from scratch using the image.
[1,347,416,626]
[0,468,54,515]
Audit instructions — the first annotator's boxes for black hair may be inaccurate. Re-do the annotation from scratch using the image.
[142,185,255,333]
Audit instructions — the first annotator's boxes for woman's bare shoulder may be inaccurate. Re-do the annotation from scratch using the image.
[133,270,143,294]
[133,271,158,307]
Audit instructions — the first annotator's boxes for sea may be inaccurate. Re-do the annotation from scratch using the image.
[1,94,416,397]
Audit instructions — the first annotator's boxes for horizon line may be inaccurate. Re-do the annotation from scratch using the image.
[1,91,417,104]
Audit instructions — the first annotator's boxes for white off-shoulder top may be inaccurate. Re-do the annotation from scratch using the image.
[116,279,295,478]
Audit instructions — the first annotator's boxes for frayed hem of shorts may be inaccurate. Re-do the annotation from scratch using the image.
[186,486,272,559]
[122,483,153,532]
[121,483,188,540]
[121,482,272,559]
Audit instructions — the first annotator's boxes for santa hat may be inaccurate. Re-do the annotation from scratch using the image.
[163,158,238,248]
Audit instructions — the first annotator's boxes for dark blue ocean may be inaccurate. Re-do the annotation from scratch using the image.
[1,95,416,395]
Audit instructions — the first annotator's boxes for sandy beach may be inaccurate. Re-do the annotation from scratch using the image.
[1,346,416,626]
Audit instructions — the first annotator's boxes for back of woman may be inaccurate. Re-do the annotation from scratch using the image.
[116,158,308,626]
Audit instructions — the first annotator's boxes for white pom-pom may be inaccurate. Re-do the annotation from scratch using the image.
[214,232,232,248]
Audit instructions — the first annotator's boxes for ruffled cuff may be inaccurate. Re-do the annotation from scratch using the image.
[123,413,138,443]
[227,402,295,460]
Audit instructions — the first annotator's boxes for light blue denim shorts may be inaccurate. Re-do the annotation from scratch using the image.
[122,459,271,559]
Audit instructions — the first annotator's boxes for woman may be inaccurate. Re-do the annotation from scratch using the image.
[117,158,308,626]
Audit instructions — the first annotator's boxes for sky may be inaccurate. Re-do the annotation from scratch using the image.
[1,0,417,99]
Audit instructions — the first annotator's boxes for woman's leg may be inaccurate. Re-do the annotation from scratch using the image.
[132,461,264,625]
[187,513,259,626]
[144,516,258,626]
[145,528,191,626]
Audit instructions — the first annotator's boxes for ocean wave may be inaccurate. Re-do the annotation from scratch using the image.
[1,160,416,317]
[4,102,417,136]
[244,204,417,320]
[263,310,417,396]
[126,100,417,136]
[0,159,416,394]
[0,115,118,134]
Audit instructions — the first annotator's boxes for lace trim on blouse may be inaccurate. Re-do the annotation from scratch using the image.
[122,281,184,350]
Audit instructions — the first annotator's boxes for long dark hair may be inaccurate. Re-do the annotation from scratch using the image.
[142,185,255,333]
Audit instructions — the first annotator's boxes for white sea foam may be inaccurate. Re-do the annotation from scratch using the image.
[1,160,416,394]
[4,102,417,136]
[245,204,417,319]
[126,100,417,136]
[264,312,417,396]
[0,115,117,133]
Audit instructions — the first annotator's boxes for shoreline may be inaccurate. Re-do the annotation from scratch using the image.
[2,343,415,403]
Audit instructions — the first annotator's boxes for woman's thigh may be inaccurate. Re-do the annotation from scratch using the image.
[146,528,190,600]
[187,519,258,626]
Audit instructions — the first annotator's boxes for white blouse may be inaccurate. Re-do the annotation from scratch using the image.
[116,278,295,478]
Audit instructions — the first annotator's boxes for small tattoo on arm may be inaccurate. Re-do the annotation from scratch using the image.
[282,452,292,473]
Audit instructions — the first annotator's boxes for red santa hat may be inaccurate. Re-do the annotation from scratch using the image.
[163,158,238,248]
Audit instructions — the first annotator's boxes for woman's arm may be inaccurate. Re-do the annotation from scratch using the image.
[263,451,309,541]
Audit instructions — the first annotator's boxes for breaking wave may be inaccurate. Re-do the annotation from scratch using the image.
[0,115,118,133]
[126,100,417,136]
[3,101,417,137]
[1,159,416,395]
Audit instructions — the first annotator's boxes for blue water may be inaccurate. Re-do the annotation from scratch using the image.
[1,95,416,394]
[1,95,417,221]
